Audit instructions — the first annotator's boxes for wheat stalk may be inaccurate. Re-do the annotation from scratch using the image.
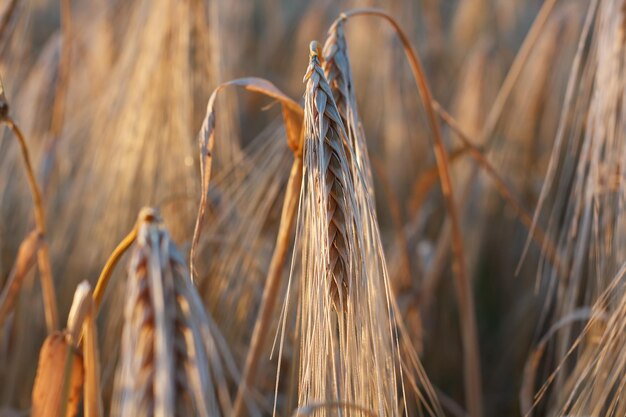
[0,78,58,333]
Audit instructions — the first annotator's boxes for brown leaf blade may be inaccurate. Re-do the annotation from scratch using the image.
[32,333,84,417]
[190,77,303,279]
[0,230,40,328]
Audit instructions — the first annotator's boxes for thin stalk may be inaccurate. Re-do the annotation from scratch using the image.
[417,0,561,300]
[92,227,137,313]
[340,9,483,417]
[5,119,46,235]
[409,145,473,213]
[4,117,58,332]
[233,155,303,417]
[92,207,157,313]
[480,0,559,146]
[432,101,563,277]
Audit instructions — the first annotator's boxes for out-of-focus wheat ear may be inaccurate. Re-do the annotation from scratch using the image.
[113,207,250,417]
[523,0,626,413]
[303,41,354,311]
[0,0,18,44]
[112,209,177,417]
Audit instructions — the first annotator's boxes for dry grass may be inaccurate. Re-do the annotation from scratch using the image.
[1,1,626,417]
[521,0,626,413]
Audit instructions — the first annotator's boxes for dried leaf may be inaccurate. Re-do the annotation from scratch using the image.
[190,77,303,279]
[32,333,84,417]
[224,77,303,154]
[0,230,40,328]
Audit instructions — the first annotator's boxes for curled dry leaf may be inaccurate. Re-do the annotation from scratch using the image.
[191,77,303,280]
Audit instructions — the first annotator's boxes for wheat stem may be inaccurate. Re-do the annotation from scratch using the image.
[57,342,77,417]
[480,0,560,146]
[92,227,137,312]
[3,117,58,333]
[233,155,303,417]
[432,101,564,278]
[92,207,158,312]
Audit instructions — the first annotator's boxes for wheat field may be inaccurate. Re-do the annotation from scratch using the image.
[0,0,624,416]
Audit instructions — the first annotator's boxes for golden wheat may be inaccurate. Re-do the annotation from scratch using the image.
[112,208,253,417]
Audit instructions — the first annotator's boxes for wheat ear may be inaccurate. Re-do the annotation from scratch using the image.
[303,41,353,310]
[112,208,252,417]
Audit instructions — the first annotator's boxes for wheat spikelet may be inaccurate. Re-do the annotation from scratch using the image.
[322,18,374,196]
[303,42,354,312]
[112,208,250,417]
